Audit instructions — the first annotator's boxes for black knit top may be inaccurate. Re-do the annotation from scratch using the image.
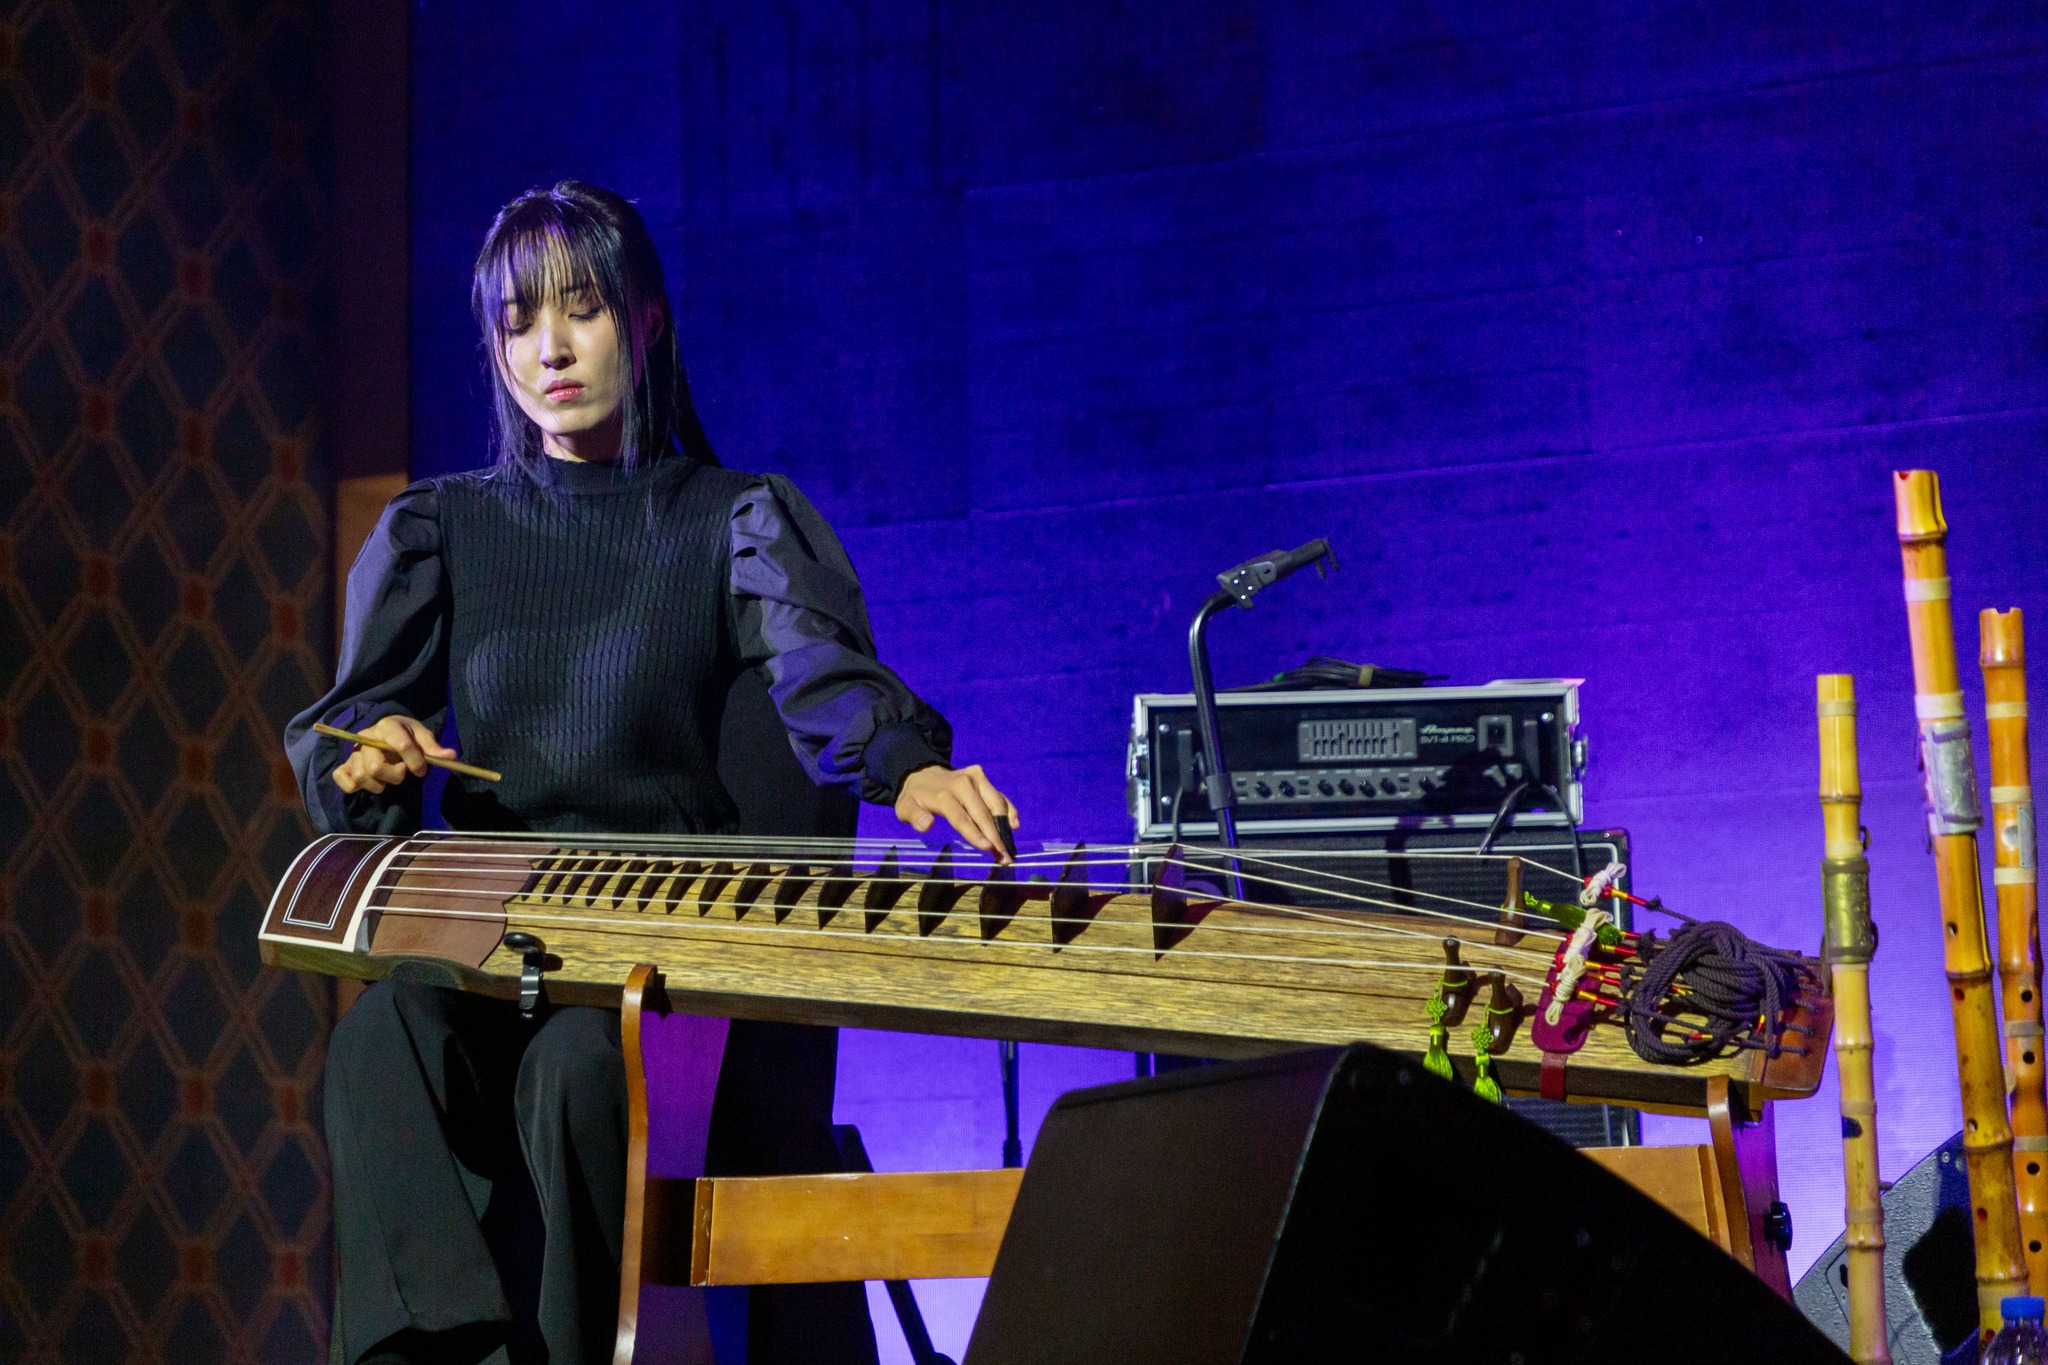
[286,455,951,836]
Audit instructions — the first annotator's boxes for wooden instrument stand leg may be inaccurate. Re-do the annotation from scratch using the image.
[1706,1074,1793,1299]
[616,964,729,1365]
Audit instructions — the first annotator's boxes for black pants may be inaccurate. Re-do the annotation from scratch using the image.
[326,980,878,1365]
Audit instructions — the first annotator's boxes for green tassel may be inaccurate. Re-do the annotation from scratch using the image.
[1470,1022,1504,1104]
[1524,892,1623,947]
[1423,990,1454,1081]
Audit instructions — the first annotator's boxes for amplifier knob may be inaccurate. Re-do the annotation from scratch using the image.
[1338,778,1355,795]
[1317,780,1335,797]
[1254,781,1272,799]
[1379,777,1398,795]
[1279,781,1296,798]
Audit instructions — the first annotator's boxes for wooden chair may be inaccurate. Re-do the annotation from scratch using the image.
[614,966,1794,1363]
[680,1117,1780,1290]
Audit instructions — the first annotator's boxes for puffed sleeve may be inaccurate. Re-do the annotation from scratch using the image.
[730,476,954,804]
[284,481,451,834]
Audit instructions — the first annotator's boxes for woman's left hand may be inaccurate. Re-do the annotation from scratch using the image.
[895,764,1022,862]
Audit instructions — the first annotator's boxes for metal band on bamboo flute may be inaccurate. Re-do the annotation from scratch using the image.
[1819,674,1891,1364]
[1894,469,2028,1337]
[1982,608,2047,1293]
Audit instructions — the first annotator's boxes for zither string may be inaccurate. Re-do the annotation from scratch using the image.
[365,901,1763,1053]
[375,841,1576,949]
[362,899,1560,990]
[377,872,1568,972]
[343,829,1595,926]
[350,828,1590,889]
[369,843,1570,965]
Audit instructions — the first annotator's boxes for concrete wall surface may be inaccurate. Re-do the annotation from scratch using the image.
[408,3,2048,1353]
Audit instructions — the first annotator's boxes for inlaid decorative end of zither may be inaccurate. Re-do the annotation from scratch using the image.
[259,830,1832,1116]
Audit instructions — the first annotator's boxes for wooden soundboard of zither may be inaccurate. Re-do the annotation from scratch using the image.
[259,834,1832,1116]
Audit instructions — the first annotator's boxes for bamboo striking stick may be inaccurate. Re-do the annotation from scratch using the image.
[1818,674,1891,1364]
[1894,470,2028,1336]
[311,720,504,783]
[1982,608,2048,1292]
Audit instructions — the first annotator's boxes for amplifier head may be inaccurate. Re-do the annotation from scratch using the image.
[1130,681,1586,839]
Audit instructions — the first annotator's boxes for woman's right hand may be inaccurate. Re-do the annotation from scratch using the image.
[329,715,457,795]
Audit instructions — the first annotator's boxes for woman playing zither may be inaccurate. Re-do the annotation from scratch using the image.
[285,182,1017,1365]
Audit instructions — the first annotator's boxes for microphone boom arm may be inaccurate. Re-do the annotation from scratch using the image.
[1186,539,1339,902]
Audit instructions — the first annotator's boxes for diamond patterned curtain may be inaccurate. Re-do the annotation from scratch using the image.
[0,1,333,1360]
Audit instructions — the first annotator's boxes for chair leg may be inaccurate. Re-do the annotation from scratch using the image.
[615,965,730,1365]
[1706,1075,1794,1299]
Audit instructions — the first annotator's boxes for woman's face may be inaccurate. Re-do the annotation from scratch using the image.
[495,275,659,461]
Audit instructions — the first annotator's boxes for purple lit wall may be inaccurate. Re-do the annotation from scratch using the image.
[407,3,2048,1354]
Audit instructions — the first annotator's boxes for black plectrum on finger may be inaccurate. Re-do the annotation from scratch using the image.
[999,816,1019,862]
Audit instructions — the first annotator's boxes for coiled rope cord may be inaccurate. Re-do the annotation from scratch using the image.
[1620,920,1815,1065]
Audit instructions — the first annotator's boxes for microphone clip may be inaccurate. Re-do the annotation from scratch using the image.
[1215,538,1338,607]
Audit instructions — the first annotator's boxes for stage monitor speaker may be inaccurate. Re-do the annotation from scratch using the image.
[1795,1130,1977,1364]
[966,1045,1847,1365]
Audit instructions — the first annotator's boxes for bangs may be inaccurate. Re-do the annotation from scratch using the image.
[472,179,716,474]
[474,208,627,336]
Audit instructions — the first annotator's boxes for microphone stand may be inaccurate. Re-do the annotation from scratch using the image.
[999,1039,1022,1168]
[1185,538,1338,904]
[1188,591,1245,899]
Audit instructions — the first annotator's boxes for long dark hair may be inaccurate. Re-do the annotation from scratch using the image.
[471,181,718,472]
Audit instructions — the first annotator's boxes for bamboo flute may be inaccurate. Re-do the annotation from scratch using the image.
[1894,469,2028,1336]
[1819,674,1891,1364]
[1982,608,2047,1292]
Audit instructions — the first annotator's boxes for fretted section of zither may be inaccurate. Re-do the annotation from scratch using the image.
[257,830,1831,1115]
